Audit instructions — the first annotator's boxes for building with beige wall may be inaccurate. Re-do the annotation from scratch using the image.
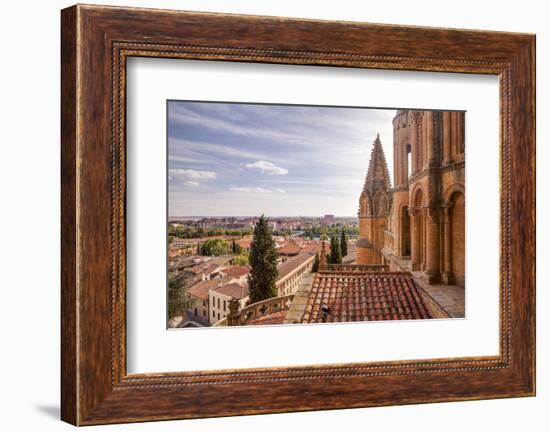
[186,278,220,324]
[209,283,249,325]
[275,252,315,296]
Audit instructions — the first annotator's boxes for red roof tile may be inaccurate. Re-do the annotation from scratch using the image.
[235,238,253,248]
[277,242,302,255]
[186,278,220,300]
[247,310,287,325]
[213,283,249,299]
[300,272,432,323]
[187,262,220,275]
[220,265,250,278]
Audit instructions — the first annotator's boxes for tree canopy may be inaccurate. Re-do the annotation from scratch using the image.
[199,238,230,256]
[247,215,278,303]
[340,228,348,257]
[329,235,342,264]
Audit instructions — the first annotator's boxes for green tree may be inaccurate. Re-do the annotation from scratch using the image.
[340,228,348,257]
[200,238,230,256]
[247,215,278,303]
[167,275,194,320]
[312,252,320,273]
[231,239,242,254]
[233,254,249,266]
[329,235,342,264]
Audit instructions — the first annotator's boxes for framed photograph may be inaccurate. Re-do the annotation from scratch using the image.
[165,101,465,329]
[61,4,535,425]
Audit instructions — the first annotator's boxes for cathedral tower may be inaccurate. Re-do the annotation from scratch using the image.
[356,134,391,265]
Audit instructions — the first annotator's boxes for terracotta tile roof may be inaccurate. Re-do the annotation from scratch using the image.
[299,242,322,254]
[277,242,302,255]
[213,283,249,299]
[220,265,250,278]
[300,272,432,323]
[277,253,315,282]
[209,255,235,266]
[247,310,287,325]
[219,274,237,285]
[235,238,253,248]
[186,278,220,301]
[187,262,220,275]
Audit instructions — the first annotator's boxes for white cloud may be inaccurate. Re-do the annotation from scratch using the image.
[184,181,200,187]
[169,168,216,179]
[169,106,303,146]
[169,137,285,164]
[275,188,287,194]
[245,160,288,176]
[231,186,273,194]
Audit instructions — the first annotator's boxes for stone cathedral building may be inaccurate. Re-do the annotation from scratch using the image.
[357,110,465,288]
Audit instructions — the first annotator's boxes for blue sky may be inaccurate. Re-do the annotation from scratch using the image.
[168,101,396,217]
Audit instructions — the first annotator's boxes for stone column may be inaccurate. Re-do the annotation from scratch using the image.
[457,112,465,155]
[425,112,436,168]
[441,205,454,284]
[442,112,452,165]
[409,208,421,271]
[424,207,441,283]
[410,114,418,176]
[394,137,403,187]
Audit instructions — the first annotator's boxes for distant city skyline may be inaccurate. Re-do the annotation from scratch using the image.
[168,101,395,217]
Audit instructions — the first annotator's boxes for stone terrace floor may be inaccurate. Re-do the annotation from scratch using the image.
[380,250,465,318]
[412,272,465,318]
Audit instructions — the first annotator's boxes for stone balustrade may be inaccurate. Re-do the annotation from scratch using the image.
[213,294,295,327]
[325,263,388,272]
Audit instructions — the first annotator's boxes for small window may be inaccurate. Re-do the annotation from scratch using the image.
[223,300,226,311]
[212,310,215,318]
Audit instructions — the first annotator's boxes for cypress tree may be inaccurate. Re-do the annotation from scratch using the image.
[247,215,278,303]
[312,252,320,273]
[329,235,342,264]
[340,228,348,257]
